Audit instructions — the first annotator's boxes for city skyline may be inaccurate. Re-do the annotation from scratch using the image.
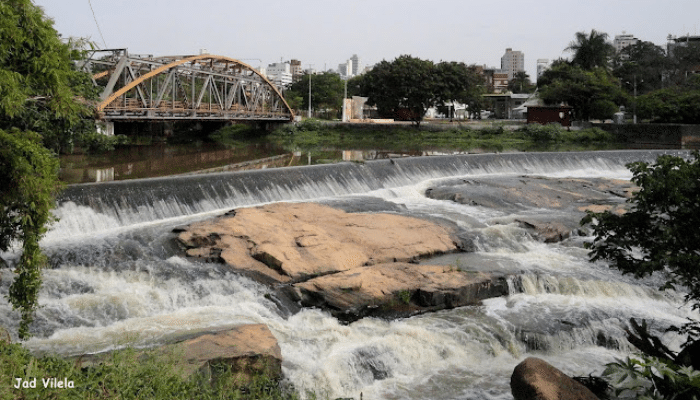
[34,0,700,80]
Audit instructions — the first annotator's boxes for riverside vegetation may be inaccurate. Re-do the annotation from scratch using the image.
[0,337,309,400]
[265,119,619,156]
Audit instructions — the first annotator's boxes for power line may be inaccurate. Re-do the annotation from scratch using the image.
[88,0,107,49]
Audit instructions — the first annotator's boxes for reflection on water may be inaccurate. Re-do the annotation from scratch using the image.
[59,142,290,184]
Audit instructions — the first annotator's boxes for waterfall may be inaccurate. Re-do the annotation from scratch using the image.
[1,149,694,400]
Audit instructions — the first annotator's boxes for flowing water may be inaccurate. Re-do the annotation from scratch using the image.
[0,150,694,399]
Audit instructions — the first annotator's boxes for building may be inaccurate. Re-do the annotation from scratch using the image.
[290,59,303,81]
[536,59,551,82]
[667,34,700,57]
[350,54,362,76]
[613,32,639,54]
[482,67,509,93]
[501,48,525,81]
[265,62,293,88]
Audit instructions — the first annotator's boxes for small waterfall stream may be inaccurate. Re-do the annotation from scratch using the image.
[0,150,693,399]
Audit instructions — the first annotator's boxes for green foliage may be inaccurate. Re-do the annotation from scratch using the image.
[612,41,669,95]
[603,354,700,399]
[539,63,628,120]
[507,71,535,94]
[361,55,437,126]
[0,341,305,400]
[0,129,61,339]
[285,73,344,119]
[566,29,615,71]
[0,0,99,154]
[636,86,700,124]
[582,152,700,305]
[0,0,99,339]
[359,56,484,127]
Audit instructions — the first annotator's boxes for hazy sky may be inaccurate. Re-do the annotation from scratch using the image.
[35,0,700,79]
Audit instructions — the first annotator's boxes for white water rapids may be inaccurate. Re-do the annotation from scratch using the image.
[0,151,694,399]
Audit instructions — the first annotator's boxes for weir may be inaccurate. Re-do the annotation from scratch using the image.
[55,150,688,238]
[1,149,694,399]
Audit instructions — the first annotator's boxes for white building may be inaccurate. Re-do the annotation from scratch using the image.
[350,54,362,76]
[614,32,639,54]
[265,62,293,88]
[501,48,525,81]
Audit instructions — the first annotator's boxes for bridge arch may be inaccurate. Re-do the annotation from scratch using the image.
[90,52,294,122]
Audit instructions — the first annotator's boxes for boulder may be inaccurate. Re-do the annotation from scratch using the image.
[178,202,458,285]
[172,324,282,386]
[511,357,600,400]
[292,263,508,322]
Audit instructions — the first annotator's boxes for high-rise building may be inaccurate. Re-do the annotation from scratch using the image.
[614,32,639,56]
[350,54,362,76]
[265,62,293,88]
[501,48,525,81]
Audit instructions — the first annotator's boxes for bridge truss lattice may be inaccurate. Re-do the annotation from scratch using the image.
[80,49,294,122]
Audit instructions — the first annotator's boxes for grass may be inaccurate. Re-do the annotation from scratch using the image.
[0,340,313,400]
[268,119,622,155]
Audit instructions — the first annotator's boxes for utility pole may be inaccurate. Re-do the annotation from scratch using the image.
[308,64,313,119]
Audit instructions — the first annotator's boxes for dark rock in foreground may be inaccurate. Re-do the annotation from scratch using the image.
[511,357,600,400]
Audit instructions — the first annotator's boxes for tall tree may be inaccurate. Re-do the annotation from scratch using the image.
[507,71,535,94]
[613,41,669,95]
[361,55,437,126]
[0,0,96,338]
[566,29,615,70]
[285,72,344,119]
[539,63,628,120]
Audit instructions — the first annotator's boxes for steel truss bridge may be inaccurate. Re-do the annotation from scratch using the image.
[80,49,294,122]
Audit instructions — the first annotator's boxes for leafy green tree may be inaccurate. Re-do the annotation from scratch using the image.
[434,61,485,115]
[582,152,700,398]
[285,72,344,119]
[361,55,437,126]
[636,75,700,123]
[612,41,669,95]
[507,71,535,94]
[667,41,700,87]
[538,63,628,120]
[566,29,615,70]
[0,0,96,338]
[582,152,700,304]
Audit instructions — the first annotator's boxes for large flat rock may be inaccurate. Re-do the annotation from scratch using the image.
[177,202,506,322]
[426,176,637,242]
[292,263,508,321]
[178,202,459,284]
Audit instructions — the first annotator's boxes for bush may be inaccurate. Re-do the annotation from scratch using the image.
[518,124,563,142]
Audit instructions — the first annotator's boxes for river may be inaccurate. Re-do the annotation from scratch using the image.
[0,150,694,399]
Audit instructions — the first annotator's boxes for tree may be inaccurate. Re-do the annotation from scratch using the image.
[507,71,535,94]
[582,152,700,304]
[361,55,437,126]
[285,72,344,119]
[612,41,669,95]
[582,152,700,398]
[434,61,485,115]
[538,63,628,120]
[0,0,96,338]
[566,29,615,70]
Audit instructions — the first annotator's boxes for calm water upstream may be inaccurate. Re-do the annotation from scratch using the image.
[1,150,694,399]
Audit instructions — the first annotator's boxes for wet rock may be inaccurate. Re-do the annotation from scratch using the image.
[178,202,459,285]
[173,324,283,386]
[293,263,508,322]
[516,218,572,243]
[511,357,600,400]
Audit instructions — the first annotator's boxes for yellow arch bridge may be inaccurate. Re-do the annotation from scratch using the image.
[81,49,294,123]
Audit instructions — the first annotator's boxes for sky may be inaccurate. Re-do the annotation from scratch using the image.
[34,0,700,79]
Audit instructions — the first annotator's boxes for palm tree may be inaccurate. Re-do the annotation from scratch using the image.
[566,29,615,70]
